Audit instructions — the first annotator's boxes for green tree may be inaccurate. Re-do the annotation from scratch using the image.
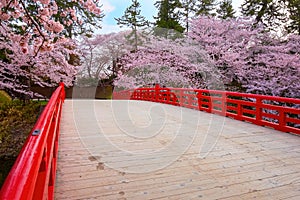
[194,0,217,16]
[180,0,197,32]
[216,0,235,19]
[154,0,185,33]
[115,0,149,50]
[241,0,287,32]
[286,0,300,34]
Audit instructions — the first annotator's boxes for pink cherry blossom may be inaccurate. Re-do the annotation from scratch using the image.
[189,16,300,98]
[0,12,10,20]
[0,0,102,97]
[39,8,49,16]
[39,0,50,5]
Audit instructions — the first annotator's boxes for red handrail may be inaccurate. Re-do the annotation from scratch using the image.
[113,85,300,135]
[0,83,65,200]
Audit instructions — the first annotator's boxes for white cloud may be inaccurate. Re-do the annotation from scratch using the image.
[101,0,115,14]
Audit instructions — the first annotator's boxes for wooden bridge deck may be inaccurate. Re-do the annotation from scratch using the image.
[54,100,300,199]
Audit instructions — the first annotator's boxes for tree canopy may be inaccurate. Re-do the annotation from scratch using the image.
[189,16,300,97]
[216,0,235,19]
[0,0,103,97]
[241,0,300,34]
[115,0,149,51]
[154,0,185,33]
[194,0,217,16]
[1,0,299,99]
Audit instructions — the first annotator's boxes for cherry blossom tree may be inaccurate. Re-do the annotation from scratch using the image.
[0,0,102,98]
[189,17,258,90]
[79,15,299,99]
[78,32,130,87]
[189,16,300,98]
[78,30,155,88]
[114,29,223,90]
[79,29,221,91]
[241,34,300,98]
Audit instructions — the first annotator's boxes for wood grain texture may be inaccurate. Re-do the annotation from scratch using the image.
[55,100,300,200]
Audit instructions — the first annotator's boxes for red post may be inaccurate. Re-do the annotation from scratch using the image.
[256,97,262,125]
[221,92,226,116]
[155,84,160,102]
[279,109,286,128]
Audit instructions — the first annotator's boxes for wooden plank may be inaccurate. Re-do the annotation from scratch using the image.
[220,185,300,200]
[54,100,300,199]
[54,160,296,198]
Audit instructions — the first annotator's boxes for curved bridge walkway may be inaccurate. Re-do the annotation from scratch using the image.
[54,100,300,200]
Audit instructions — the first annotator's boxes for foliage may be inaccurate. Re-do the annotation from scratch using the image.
[216,0,235,19]
[242,35,300,97]
[53,0,104,38]
[0,0,102,98]
[179,0,197,32]
[189,17,257,89]
[115,29,223,90]
[115,0,149,50]
[0,100,43,187]
[0,90,11,104]
[189,16,300,98]
[0,0,103,38]
[0,100,42,158]
[87,16,300,98]
[241,0,282,26]
[79,2,299,99]
[78,32,132,87]
[241,0,299,34]
[285,0,300,34]
[194,0,217,16]
[154,0,185,33]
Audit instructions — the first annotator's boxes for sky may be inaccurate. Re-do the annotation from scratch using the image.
[99,0,244,34]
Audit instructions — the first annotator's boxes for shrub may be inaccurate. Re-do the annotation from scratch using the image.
[0,100,42,187]
[0,91,11,105]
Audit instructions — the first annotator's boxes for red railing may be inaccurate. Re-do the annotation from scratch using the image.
[113,85,300,135]
[0,83,65,200]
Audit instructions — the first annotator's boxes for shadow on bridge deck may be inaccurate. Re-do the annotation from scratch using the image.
[55,100,300,199]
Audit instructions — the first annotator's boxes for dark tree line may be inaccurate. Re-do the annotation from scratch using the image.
[116,0,300,35]
[241,0,300,34]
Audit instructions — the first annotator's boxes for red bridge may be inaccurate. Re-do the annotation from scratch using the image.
[1,84,299,199]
